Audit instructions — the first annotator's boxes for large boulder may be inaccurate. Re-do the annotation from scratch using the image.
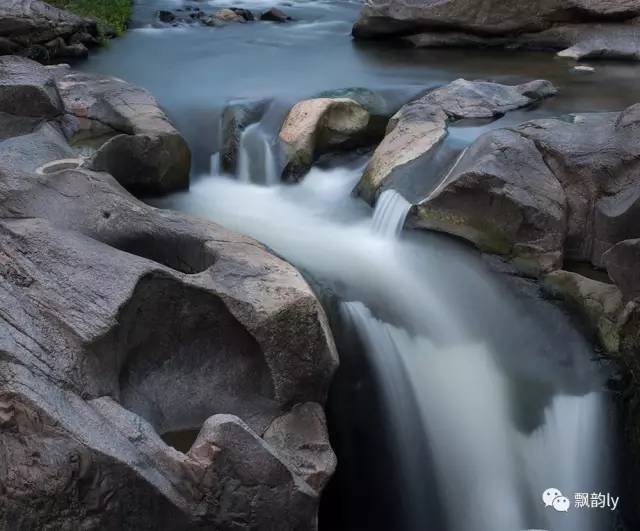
[0,53,340,526]
[604,239,640,301]
[407,104,640,275]
[0,56,190,195]
[352,0,640,61]
[355,78,557,204]
[279,97,376,180]
[0,58,338,528]
[407,128,567,275]
[0,0,99,63]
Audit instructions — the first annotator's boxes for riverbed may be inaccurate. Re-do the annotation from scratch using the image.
[78,1,640,529]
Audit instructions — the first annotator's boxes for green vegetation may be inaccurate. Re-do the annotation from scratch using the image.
[48,0,132,35]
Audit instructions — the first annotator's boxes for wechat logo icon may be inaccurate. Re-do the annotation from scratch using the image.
[542,488,571,512]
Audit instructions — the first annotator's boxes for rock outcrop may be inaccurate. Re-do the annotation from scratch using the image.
[1,56,190,195]
[355,78,557,205]
[279,97,380,180]
[0,54,338,529]
[407,103,640,276]
[352,0,640,61]
[0,0,99,63]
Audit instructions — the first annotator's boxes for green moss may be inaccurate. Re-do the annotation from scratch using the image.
[48,0,132,35]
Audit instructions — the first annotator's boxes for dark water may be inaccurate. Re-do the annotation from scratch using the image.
[76,2,640,530]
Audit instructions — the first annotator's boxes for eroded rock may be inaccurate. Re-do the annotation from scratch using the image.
[0,56,338,528]
[355,78,557,204]
[406,103,640,275]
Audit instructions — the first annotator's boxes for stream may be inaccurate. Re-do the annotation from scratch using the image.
[77,1,640,529]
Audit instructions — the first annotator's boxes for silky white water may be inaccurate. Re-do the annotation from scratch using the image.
[161,131,617,531]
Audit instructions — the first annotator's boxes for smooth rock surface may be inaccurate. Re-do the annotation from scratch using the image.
[279,97,374,180]
[355,78,557,204]
[407,104,640,275]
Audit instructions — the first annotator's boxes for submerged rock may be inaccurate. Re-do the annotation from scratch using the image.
[0,0,99,63]
[279,97,377,180]
[0,54,338,528]
[352,0,640,61]
[355,78,557,204]
[261,8,292,23]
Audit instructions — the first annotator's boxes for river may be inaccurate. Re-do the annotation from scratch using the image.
[78,1,640,529]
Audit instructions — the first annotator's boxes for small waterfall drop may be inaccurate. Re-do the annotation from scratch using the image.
[236,122,279,185]
[371,189,411,238]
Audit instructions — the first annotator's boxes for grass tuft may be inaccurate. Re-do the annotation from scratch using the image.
[47,0,132,35]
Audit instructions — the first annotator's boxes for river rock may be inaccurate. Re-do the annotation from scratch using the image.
[279,97,375,180]
[407,103,640,275]
[407,128,568,275]
[53,66,191,195]
[261,8,292,23]
[0,0,99,63]
[221,98,271,174]
[355,78,557,204]
[543,270,628,353]
[352,0,640,61]
[0,59,339,526]
[604,239,640,301]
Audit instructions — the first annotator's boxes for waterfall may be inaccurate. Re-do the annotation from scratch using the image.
[168,154,618,531]
[371,189,411,238]
[236,122,279,185]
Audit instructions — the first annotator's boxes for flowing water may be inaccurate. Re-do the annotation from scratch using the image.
[77,1,640,529]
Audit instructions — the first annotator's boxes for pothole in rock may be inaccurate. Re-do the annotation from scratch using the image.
[36,158,83,175]
[109,233,216,274]
[161,428,201,453]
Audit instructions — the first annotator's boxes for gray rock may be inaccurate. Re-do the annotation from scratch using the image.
[0,0,99,62]
[264,402,337,493]
[604,239,640,301]
[0,55,62,118]
[0,58,339,528]
[407,128,567,276]
[55,69,191,195]
[221,98,270,174]
[353,0,640,61]
[355,78,557,204]
[406,103,640,276]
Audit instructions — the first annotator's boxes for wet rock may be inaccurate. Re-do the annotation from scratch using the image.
[213,8,247,24]
[604,239,640,301]
[407,128,567,276]
[406,103,640,276]
[543,270,628,353]
[355,78,557,204]
[221,98,271,174]
[0,0,99,62]
[157,10,176,23]
[230,8,256,22]
[279,97,373,180]
[352,0,640,61]
[261,7,292,23]
[0,64,338,525]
